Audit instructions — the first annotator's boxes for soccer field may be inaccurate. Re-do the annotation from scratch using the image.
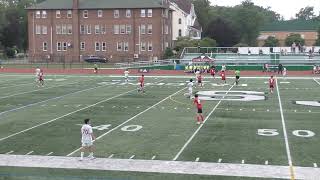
[0,74,320,180]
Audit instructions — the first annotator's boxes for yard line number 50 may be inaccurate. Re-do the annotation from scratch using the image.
[258,129,315,138]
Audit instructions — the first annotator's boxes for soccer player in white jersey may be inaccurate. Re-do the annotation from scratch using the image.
[185,79,194,99]
[282,67,287,79]
[80,119,96,161]
[124,69,129,83]
[35,67,40,82]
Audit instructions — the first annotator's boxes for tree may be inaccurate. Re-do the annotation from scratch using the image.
[199,37,217,47]
[285,34,305,46]
[174,37,199,52]
[193,0,211,30]
[163,48,174,59]
[315,27,320,46]
[296,6,316,20]
[204,18,240,47]
[263,36,279,47]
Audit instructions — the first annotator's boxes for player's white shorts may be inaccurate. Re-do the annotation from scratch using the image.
[125,75,128,79]
[188,88,193,95]
[81,140,93,147]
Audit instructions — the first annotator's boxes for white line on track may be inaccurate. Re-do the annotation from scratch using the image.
[172,85,234,161]
[242,160,245,164]
[276,79,295,180]
[0,83,111,117]
[195,157,200,162]
[108,154,114,158]
[26,151,33,155]
[129,155,135,159]
[5,151,14,154]
[67,86,187,157]
[265,161,269,165]
[46,152,53,156]
[151,156,156,160]
[313,163,318,168]
[218,158,222,163]
[0,84,150,142]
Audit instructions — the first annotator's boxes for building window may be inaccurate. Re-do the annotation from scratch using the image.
[42,11,47,18]
[95,42,100,51]
[95,25,100,34]
[178,29,182,37]
[178,18,182,24]
[141,9,146,17]
[80,25,85,34]
[147,9,152,17]
[86,25,91,34]
[101,25,106,34]
[57,42,62,51]
[141,42,146,51]
[114,10,119,18]
[126,9,131,18]
[102,42,107,51]
[56,10,61,18]
[42,26,47,35]
[147,24,152,34]
[56,25,61,34]
[62,24,67,34]
[63,42,67,51]
[114,25,119,34]
[126,25,131,34]
[117,42,122,51]
[80,42,85,51]
[36,11,41,18]
[165,25,168,34]
[163,9,168,18]
[67,25,72,34]
[124,42,129,51]
[141,25,146,34]
[148,42,153,51]
[120,25,125,34]
[97,10,103,18]
[83,10,88,18]
[36,25,41,35]
[67,10,72,18]
[43,42,48,51]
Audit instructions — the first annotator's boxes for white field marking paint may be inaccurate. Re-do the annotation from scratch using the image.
[294,110,297,113]
[309,110,312,113]
[242,160,245,164]
[0,83,111,117]
[313,78,320,86]
[112,106,116,108]
[253,109,256,111]
[195,157,200,162]
[52,105,57,107]
[129,155,135,159]
[64,105,69,107]
[267,109,270,112]
[137,106,140,109]
[218,159,222,163]
[0,83,153,142]
[108,154,114,158]
[313,163,318,168]
[174,107,178,110]
[240,109,242,111]
[67,87,187,157]
[265,161,269,165]
[26,151,34,155]
[151,156,156,160]
[280,82,291,84]
[5,151,14,154]
[46,152,53,156]
[76,104,81,107]
[173,85,234,161]
[276,80,295,179]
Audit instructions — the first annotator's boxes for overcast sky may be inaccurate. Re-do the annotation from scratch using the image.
[209,0,320,20]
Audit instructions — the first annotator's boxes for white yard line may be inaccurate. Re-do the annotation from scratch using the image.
[172,85,234,161]
[313,78,320,86]
[46,152,53,156]
[0,84,152,142]
[25,151,33,155]
[108,154,114,158]
[0,154,303,179]
[151,156,156,160]
[276,79,295,180]
[67,87,187,156]
[0,83,111,117]
[5,151,14,155]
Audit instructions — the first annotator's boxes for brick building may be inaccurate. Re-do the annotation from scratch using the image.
[258,20,319,47]
[27,0,173,62]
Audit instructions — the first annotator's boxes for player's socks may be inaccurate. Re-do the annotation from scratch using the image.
[200,115,204,122]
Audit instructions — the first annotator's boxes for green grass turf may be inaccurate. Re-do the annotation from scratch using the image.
[0,167,285,180]
[0,75,319,179]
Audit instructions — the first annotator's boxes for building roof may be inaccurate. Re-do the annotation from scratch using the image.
[27,0,166,10]
[191,18,202,31]
[170,0,192,14]
[261,19,320,32]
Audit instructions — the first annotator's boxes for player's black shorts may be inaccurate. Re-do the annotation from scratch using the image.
[198,80,202,84]
[198,108,202,113]
[236,76,240,80]
[94,68,98,71]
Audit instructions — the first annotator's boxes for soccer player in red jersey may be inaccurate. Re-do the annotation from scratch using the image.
[197,73,203,88]
[220,70,226,84]
[210,66,215,79]
[138,74,145,93]
[193,94,204,124]
[269,75,275,94]
[38,69,44,86]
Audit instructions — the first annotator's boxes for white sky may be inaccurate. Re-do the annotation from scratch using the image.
[209,0,320,20]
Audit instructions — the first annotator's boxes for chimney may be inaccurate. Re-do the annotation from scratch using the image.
[73,0,79,9]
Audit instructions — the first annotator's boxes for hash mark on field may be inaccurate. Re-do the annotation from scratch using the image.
[242,160,245,164]
[52,105,57,107]
[41,104,47,107]
[76,104,81,107]
[253,109,256,112]
[124,106,128,109]
[314,163,318,168]
[112,106,116,108]
[240,109,242,111]
[151,156,156,160]
[108,154,114,158]
[218,159,222,163]
[46,152,53,156]
[309,110,312,113]
[174,107,178,110]
[129,155,135,159]
[294,110,297,113]
[25,151,33,155]
[267,109,270,112]
[137,106,140,109]
[265,161,269,165]
[5,151,14,154]
[195,157,200,162]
